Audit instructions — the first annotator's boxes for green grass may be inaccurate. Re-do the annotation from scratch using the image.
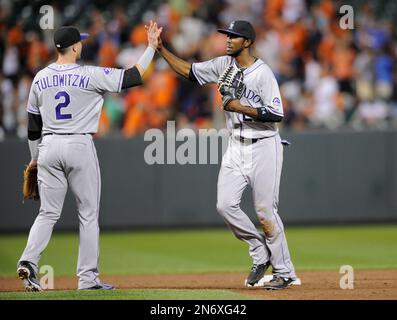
[1,225,396,299]
[0,289,252,300]
[1,225,396,277]
[287,224,397,270]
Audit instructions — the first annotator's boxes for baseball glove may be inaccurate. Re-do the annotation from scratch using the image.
[217,64,245,110]
[23,165,40,201]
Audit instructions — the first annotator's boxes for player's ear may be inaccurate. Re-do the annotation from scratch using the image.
[243,38,251,49]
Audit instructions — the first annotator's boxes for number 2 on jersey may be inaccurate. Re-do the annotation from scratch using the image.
[55,91,72,120]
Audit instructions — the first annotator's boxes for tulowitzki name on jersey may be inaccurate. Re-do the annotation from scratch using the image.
[34,74,90,92]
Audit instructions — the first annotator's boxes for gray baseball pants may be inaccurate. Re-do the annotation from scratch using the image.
[216,133,296,278]
[19,134,102,289]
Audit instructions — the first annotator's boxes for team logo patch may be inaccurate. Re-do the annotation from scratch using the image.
[103,67,112,75]
[229,22,235,30]
[272,97,281,108]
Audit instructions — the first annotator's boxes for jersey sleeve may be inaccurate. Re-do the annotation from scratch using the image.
[258,66,284,117]
[26,81,40,115]
[85,66,125,93]
[191,56,231,86]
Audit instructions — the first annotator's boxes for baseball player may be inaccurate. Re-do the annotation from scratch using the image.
[17,22,162,291]
[156,20,297,290]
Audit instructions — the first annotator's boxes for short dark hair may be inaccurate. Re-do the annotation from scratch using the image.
[56,45,72,55]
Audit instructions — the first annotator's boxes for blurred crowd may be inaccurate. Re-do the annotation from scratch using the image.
[1,0,397,140]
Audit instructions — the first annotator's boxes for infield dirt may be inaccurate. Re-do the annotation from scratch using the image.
[1,270,396,299]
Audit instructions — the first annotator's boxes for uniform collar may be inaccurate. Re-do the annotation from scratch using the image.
[47,63,81,72]
[48,63,80,70]
[232,57,262,72]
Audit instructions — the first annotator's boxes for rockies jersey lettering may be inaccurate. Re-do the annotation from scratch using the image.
[192,56,283,139]
[27,63,124,134]
[242,87,262,104]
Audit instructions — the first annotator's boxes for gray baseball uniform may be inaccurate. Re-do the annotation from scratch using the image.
[19,63,124,289]
[192,56,296,278]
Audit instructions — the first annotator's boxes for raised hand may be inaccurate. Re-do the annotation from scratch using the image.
[145,20,163,50]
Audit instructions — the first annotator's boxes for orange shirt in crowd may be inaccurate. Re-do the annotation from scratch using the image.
[97,109,110,137]
[319,0,335,21]
[317,32,335,63]
[27,39,50,73]
[7,26,23,46]
[123,88,152,138]
[264,0,284,26]
[98,40,118,67]
[145,70,176,128]
[129,24,147,46]
[147,70,177,109]
[332,45,355,80]
[279,21,307,55]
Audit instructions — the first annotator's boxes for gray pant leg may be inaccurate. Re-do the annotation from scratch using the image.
[19,137,67,268]
[251,135,296,278]
[64,135,101,289]
[217,152,269,265]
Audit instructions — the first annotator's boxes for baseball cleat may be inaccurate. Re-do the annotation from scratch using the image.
[17,261,42,292]
[263,275,294,290]
[80,283,115,290]
[246,262,270,286]
[245,275,301,287]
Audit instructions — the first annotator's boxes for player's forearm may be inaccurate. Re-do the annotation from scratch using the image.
[158,46,191,79]
[226,101,258,118]
[226,101,283,122]
[135,46,156,77]
[122,46,156,89]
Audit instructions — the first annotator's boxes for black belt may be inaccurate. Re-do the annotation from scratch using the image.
[43,133,92,136]
[233,124,265,143]
[239,136,265,144]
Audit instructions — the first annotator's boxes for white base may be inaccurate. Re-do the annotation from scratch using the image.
[245,275,302,287]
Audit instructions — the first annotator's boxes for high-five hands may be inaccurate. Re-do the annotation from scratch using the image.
[145,20,163,50]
